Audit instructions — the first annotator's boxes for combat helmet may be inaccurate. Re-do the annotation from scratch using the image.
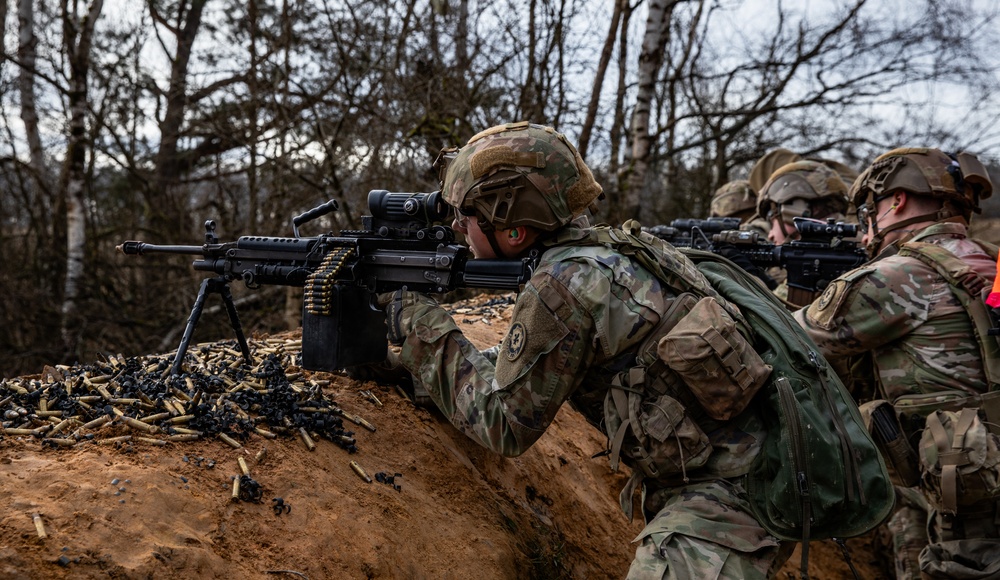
[438,122,603,240]
[850,147,993,255]
[710,180,756,219]
[756,160,850,239]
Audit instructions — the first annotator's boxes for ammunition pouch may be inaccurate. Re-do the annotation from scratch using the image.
[918,407,1000,533]
[860,399,920,487]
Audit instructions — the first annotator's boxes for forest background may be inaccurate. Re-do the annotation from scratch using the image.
[2,0,1000,377]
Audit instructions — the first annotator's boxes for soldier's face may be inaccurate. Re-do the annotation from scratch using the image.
[453,214,498,259]
[768,218,799,245]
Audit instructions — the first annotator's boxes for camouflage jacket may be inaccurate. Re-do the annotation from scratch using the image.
[395,225,762,479]
[794,221,996,403]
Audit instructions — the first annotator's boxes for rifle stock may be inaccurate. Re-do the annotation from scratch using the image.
[118,191,538,373]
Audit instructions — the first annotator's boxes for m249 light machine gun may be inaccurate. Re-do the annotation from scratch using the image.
[646,217,868,307]
[118,191,539,374]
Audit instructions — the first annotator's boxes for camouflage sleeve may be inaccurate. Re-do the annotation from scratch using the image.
[396,271,597,457]
[793,262,932,361]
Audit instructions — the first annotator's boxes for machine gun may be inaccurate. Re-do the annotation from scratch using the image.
[118,190,538,374]
[646,217,868,307]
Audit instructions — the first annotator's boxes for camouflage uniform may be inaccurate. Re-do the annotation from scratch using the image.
[794,148,999,579]
[391,123,792,578]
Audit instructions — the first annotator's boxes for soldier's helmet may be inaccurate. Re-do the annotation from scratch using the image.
[710,180,756,219]
[849,147,993,222]
[438,121,603,232]
[757,160,850,224]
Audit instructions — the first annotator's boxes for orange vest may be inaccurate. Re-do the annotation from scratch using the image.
[988,252,1000,308]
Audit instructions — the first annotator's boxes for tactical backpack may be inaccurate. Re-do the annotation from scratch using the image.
[569,225,894,577]
[681,250,894,545]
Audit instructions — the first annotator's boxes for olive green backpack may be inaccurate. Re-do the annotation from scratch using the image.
[680,248,894,575]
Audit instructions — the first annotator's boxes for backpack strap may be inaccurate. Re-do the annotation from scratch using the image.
[897,241,1000,391]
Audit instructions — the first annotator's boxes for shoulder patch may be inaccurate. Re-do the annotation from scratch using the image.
[504,322,527,361]
[806,267,875,330]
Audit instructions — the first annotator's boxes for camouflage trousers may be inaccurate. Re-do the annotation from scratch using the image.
[887,485,1000,579]
[627,479,793,580]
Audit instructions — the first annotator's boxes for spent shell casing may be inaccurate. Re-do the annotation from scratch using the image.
[237,456,250,477]
[139,412,171,424]
[254,447,267,463]
[3,428,39,436]
[253,427,277,440]
[349,460,372,483]
[231,476,241,501]
[218,433,242,449]
[42,438,76,447]
[298,427,316,452]
[47,418,73,437]
[32,513,46,539]
[123,417,159,434]
[345,412,376,433]
[135,437,167,446]
[166,434,199,442]
[167,414,195,425]
[169,427,202,436]
[97,435,133,445]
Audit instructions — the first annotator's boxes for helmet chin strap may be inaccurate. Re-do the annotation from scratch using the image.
[476,216,507,258]
[865,205,965,256]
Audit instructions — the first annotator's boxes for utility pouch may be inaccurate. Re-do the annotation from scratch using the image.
[860,399,920,487]
[657,296,772,421]
[919,408,1000,517]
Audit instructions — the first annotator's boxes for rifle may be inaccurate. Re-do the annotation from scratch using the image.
[646,217,868,307]
[644,217,742,250]
[118,190,538,374]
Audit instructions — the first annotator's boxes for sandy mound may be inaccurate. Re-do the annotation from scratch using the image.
[0,293,887,579]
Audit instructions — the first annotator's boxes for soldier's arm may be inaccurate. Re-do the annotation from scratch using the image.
[793,263,930,361]
[395,272,597,457]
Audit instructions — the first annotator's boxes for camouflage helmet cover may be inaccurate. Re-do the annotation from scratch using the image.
[756,160,850,219]
[710,180,756,218]
[848,147,993,216]
[441,121,603,231]
[748,148,801,194]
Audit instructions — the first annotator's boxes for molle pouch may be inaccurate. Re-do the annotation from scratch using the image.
[656,296,772,421]
[918,408,1000,517]
[859,400,920,487]
[604,378,712,520]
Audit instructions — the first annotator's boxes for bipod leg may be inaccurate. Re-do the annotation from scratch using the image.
[215,279,253,366]
[172,278,213,375]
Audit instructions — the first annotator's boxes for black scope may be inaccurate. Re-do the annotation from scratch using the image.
[368,190,449,224]
[669,217,742,233]
[793,217,857,240]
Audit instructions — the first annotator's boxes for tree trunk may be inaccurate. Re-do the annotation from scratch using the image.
[624,0,678,219]
[579,0,623,160]
[59,0,105,360]
[151,0,210,238]
[18,0,51,196]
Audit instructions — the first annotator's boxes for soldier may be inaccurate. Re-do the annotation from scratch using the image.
[755,160,852,245]
[753,160,853,305]
[709,180,769,237]
[793,148,1000,579]
[378,122,794,578]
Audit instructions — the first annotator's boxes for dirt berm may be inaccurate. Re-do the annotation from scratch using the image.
[0,293,887,579]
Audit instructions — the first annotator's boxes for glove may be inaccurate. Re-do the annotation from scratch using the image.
[716,244,778,290]
[377,289,441,346]
[345,348,412,385]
